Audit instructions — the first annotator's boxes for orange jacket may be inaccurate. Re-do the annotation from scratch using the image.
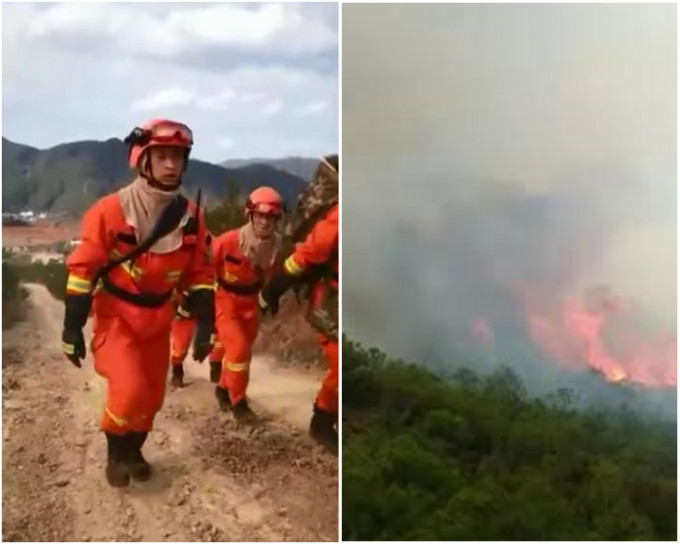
[66,193,214,338]
[213,228,279,316]
[283,203,338,286]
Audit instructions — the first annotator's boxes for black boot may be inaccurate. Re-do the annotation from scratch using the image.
[309,404,338,455]
[105,432,131,487]
[232,397,256,422]
[170,365,184,388]
[209,361,221,383]
[215,386,232,411]
[127,431,152,481]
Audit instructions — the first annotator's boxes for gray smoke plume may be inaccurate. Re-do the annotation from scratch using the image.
[342,4,676,419]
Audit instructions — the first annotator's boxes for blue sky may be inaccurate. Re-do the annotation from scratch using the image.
[2,2,338,163]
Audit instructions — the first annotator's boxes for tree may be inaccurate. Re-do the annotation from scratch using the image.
[204,179,246,235]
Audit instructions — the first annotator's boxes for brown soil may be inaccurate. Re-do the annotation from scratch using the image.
[2,220,80,248]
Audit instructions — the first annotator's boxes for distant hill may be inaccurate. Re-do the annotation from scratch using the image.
[221,157,319,182]
[2,137,309,215]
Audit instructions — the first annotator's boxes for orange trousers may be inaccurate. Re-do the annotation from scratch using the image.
[92,316,170,434]
[216,312,260,405]
[170,317,195,366]
[316,334,339,414]
[170,317,225,366]
[307,281,339,415]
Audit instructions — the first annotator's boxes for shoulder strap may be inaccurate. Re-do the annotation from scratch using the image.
[182,189,202,236]
[93,193,190,284]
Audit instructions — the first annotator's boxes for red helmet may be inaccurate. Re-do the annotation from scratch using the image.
[125,118,193,168]
[245,186,283,216]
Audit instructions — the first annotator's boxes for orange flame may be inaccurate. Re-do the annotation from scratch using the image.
[517,285,676,388]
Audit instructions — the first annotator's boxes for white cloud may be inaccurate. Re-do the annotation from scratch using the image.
[239,92,268,104]
[195,88,237,112]
[217,138,235,150]
[24,2,337,63]
[2,3,338,163]
[262,100,284,116]
[130,88,195,112]
[295,100,328,117]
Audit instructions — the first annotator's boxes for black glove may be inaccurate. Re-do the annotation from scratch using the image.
[62,293,92,368]
[193,321,214,362]
[209,360,222,383]
[62,328,86,368]
[186,288,215,362]
[259,271,298,316]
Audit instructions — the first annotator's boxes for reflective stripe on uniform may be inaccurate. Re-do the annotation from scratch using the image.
[105,406,129,427]
[187,283,216,292]
[223,271,239,283]
[225,361,249,372]
[109,249,143,280]
[166,270,182,282]
[284,255,305,276]
[66,274,91,294]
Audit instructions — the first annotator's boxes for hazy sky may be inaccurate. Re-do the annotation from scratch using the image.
[343,4,676,384]
[2,2,338,162]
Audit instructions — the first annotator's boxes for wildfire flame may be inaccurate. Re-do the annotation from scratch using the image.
[469,285,676,389]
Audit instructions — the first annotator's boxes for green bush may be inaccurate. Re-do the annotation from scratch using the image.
[204,181,247,235]
[11,259,68,301]
[342,336,677,541]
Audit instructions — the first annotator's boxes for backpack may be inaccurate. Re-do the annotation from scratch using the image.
[281,155,339,305]
[283,154,338,251]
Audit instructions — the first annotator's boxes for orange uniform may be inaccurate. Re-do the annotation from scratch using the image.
[282,203,339,414]
[66,193,214,434]
[213,229,277,405]
[170,314,196,367]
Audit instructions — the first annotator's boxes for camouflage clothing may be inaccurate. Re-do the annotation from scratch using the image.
[283,155,339,248]
[282,154,339,307]
[306,276,339,341]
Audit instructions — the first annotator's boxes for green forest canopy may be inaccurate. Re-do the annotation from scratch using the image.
[342,336,677,541]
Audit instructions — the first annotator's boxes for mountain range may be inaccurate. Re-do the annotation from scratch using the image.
[2,137,315,215]
[221,157,319,181]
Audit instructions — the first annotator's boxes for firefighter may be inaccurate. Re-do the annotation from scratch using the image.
[212,187,284,419]
[61,118,215,487]
[258,155,339,453]
[169,286,224,387]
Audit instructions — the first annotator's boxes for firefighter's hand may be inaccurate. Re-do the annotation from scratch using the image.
[62,328,85,368]
[258,291,279,316]
[192,321,214,363]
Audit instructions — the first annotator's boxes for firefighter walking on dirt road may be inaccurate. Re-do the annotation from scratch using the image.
[211,187,285,419]
[61,118,216,487]
[258,155,339,454]
[169,278,224,387]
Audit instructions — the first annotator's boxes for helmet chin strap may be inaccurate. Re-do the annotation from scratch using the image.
[143,173,180,192]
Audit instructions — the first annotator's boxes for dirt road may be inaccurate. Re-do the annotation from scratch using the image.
[2,284,338,542]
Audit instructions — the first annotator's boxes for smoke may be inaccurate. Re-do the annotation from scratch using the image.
[342,4,676,417]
